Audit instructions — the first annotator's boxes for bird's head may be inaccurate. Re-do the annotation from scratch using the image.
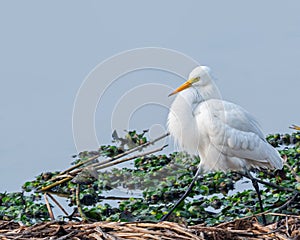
[169,66,211,96]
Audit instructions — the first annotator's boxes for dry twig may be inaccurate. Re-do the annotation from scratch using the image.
[2,216,300,240]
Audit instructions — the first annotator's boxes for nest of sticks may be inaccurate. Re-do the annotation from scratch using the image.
[1,214,299,240]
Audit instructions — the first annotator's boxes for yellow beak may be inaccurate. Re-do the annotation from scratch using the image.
[168,80,192,97]
[290,125,300,131]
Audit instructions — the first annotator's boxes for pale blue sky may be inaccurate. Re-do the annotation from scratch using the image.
[1,1,299,192]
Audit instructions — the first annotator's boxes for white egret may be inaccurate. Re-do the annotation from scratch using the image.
[161,66,283,223]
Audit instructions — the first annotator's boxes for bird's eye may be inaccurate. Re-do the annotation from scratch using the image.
[191,77,200,83]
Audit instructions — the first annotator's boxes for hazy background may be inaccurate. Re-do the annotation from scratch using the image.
[1,1,299,192]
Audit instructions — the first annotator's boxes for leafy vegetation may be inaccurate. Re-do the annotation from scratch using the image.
[1,130,300,226]
[0,192,49,225]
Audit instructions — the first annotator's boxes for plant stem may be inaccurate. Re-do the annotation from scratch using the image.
[43,193,54,220]
[46,193,69,216]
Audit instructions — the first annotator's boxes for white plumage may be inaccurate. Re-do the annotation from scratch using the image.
[168,66,283,173]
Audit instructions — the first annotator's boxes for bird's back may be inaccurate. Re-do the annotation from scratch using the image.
[193,99,283,172]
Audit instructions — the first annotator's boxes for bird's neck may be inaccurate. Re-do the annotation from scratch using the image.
[168,96,197,154]
[176,82,221,109]
[170,83,221,127]
[198,82,221,101]
[167,88,200,154]
[167,82,221,154]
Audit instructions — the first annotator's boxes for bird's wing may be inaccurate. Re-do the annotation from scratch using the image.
[194,99,283,169]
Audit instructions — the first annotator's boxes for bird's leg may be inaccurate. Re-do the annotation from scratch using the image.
[246,170,267,225]
[160,169,200,221]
